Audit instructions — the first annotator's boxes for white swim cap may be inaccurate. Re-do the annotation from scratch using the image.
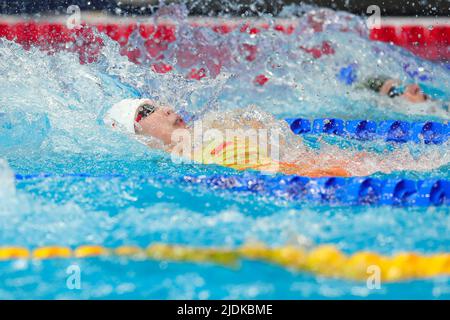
[104,98,155,134]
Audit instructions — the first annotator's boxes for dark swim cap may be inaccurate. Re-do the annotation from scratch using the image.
[358,76,391,92]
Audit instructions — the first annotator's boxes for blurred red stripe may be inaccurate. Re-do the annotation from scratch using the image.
[369,25,449,61]
[370,26,398,43]
[0,21,447,64]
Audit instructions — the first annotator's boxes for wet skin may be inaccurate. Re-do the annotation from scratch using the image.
[134,106,187,145]
[379,79,428,103]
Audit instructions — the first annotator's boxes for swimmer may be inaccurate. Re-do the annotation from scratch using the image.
[361,76,428,103]
[359,76,449,117]
[104,99,449,177]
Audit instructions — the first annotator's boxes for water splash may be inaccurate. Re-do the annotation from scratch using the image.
[0,4,448,175]
[0,159,16,201]
[0,3,449,299]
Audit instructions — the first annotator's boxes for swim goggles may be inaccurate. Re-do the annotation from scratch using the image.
[387,85,405,98]
[135,103,157,122]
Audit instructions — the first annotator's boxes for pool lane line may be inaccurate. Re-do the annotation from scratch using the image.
[0,243,449,282]
[14,173,128,181]
[14,173,450,207]
[285,118,450,144]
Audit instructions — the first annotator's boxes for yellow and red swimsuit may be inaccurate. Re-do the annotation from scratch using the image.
[195,138,351,178]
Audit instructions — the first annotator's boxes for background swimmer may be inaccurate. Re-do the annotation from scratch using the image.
[362,76,428,103]
[359,76,449,118]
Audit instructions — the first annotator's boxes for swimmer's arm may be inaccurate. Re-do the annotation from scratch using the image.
[278,162,351,177]
[292,146,371,176]
[306,147,423,176]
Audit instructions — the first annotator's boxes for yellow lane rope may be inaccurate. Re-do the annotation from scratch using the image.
[0,243,449,282]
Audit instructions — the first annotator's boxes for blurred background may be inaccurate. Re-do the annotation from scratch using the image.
[0,0,448,16]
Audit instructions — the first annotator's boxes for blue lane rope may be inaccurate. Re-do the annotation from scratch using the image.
[183,174,450,207]
[14,173,450,207]
[285,118,449,144]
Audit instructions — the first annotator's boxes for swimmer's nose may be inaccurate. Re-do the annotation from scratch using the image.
[407,84,421,95]
[174,114,186,127]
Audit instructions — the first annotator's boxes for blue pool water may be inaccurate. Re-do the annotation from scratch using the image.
[0,5,449,299]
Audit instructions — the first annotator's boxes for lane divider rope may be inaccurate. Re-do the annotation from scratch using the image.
[184,175,450,207]
[285,118,450,144]
[0,243,448,282]
[14,173,450,207]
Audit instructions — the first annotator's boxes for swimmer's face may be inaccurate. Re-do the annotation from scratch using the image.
[380,79,428,103]
[135,105,187,145]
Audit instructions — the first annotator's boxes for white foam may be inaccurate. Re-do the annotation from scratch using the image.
[0,158,16,201]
